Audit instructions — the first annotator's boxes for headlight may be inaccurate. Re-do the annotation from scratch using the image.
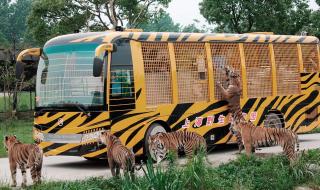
[81,131,104,143]
[33,128,44,143]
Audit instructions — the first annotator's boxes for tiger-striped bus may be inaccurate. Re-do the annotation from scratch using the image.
[16,29,320,159]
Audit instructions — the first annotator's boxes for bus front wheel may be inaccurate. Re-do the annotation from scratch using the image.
[144,122,167,160]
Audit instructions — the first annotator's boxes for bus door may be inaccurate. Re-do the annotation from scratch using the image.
[109,39,136,119]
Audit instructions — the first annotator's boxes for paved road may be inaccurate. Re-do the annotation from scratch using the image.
[1,133,320,186]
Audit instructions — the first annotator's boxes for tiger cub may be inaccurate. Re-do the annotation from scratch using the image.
[3,135,43,187]
[148,130,207,163]
[234,121,300,162]
[99,131,135,177]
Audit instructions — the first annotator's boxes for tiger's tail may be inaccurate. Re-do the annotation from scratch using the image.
[295,133,299,152]
[33,145,43,170]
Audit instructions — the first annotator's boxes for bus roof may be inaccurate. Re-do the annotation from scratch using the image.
[44,31,319,48]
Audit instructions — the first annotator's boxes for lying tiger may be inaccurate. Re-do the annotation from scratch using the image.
[3,135,43,187]
[217,66,300,162]
[99,131,137,177]
[148,130,207,164]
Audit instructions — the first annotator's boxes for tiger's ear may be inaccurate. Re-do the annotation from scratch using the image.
[4,136,8,141]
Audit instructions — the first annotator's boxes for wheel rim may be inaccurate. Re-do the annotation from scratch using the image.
[146,123,166,161]
[149,124,166,136]
[265,113,282,128]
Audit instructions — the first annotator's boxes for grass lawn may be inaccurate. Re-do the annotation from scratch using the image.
[308,127,320,134]
[0,149,319,190]
[0,92,35,112]
[0,119,33,157]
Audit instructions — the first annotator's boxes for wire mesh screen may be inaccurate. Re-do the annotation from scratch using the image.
[210,43,242,100]
[173,43,209,103]
[273,44,300,95]
[141,42,173,106]
[244,44,272,98]
[301,44,319,72]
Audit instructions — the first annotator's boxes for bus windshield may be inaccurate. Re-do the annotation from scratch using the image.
[36,45,105,109]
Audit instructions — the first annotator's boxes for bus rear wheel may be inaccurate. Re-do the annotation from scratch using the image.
[264,112,284,128]
[144,123,167,161]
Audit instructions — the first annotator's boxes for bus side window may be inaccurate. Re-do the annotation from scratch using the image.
[301,44,319,73]
[196,55,206,80]
[210,43,242,100]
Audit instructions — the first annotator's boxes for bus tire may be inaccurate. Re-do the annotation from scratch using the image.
[144,122,167,161]
[264,112,284,128]
[84,157,100,161]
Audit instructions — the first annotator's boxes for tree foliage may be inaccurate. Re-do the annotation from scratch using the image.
[138,11,181,32]
[139,11,208,33]
[27,0,172,45]
[305,0,320,38]
[199,0,312,34]
[0,0,33,48]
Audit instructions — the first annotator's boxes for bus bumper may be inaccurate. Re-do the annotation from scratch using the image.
[34,129,107,158]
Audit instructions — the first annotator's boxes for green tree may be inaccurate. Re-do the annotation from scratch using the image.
[27,0,172,46]
[181,19,210,33]
[138,11,181,32]
[0,0,11,48]
[139,11,208,33]
[0,0,33,48]
[199,0,312,34]
[305,0,320,38]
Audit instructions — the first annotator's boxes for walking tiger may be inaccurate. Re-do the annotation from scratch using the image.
[148,130,207,164]
[3,135,43,187]
[99,130,139,178]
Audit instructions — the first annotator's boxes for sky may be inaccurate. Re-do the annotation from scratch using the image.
[167,0,319,27]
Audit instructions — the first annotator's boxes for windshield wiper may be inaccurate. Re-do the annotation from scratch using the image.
[35,103,90,117]
[62,103,90,117]
[35,107,64,117]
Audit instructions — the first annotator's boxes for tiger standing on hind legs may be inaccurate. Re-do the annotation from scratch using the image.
[216,66,300,163]
[3,135,43,188]
[216,66,246,153]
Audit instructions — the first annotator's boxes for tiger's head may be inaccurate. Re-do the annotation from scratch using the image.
[99,130,112,146]
[3,135,19,152]
[148,133,167,164]
[224,66,240,87]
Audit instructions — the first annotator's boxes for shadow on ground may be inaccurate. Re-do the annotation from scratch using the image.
[45,159,108,169]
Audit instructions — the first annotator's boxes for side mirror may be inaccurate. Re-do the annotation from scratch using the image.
[16,61,25,79]
[41,67,48,84]
[15,48,42,80]
[93,57,103,77]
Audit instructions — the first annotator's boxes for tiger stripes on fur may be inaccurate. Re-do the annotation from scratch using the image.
[148,130,207,163]
[99,131,136,177]
[216,66,245,153]
[217,66,300,161]
[3,135,43,187]
[235,120,300,161]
